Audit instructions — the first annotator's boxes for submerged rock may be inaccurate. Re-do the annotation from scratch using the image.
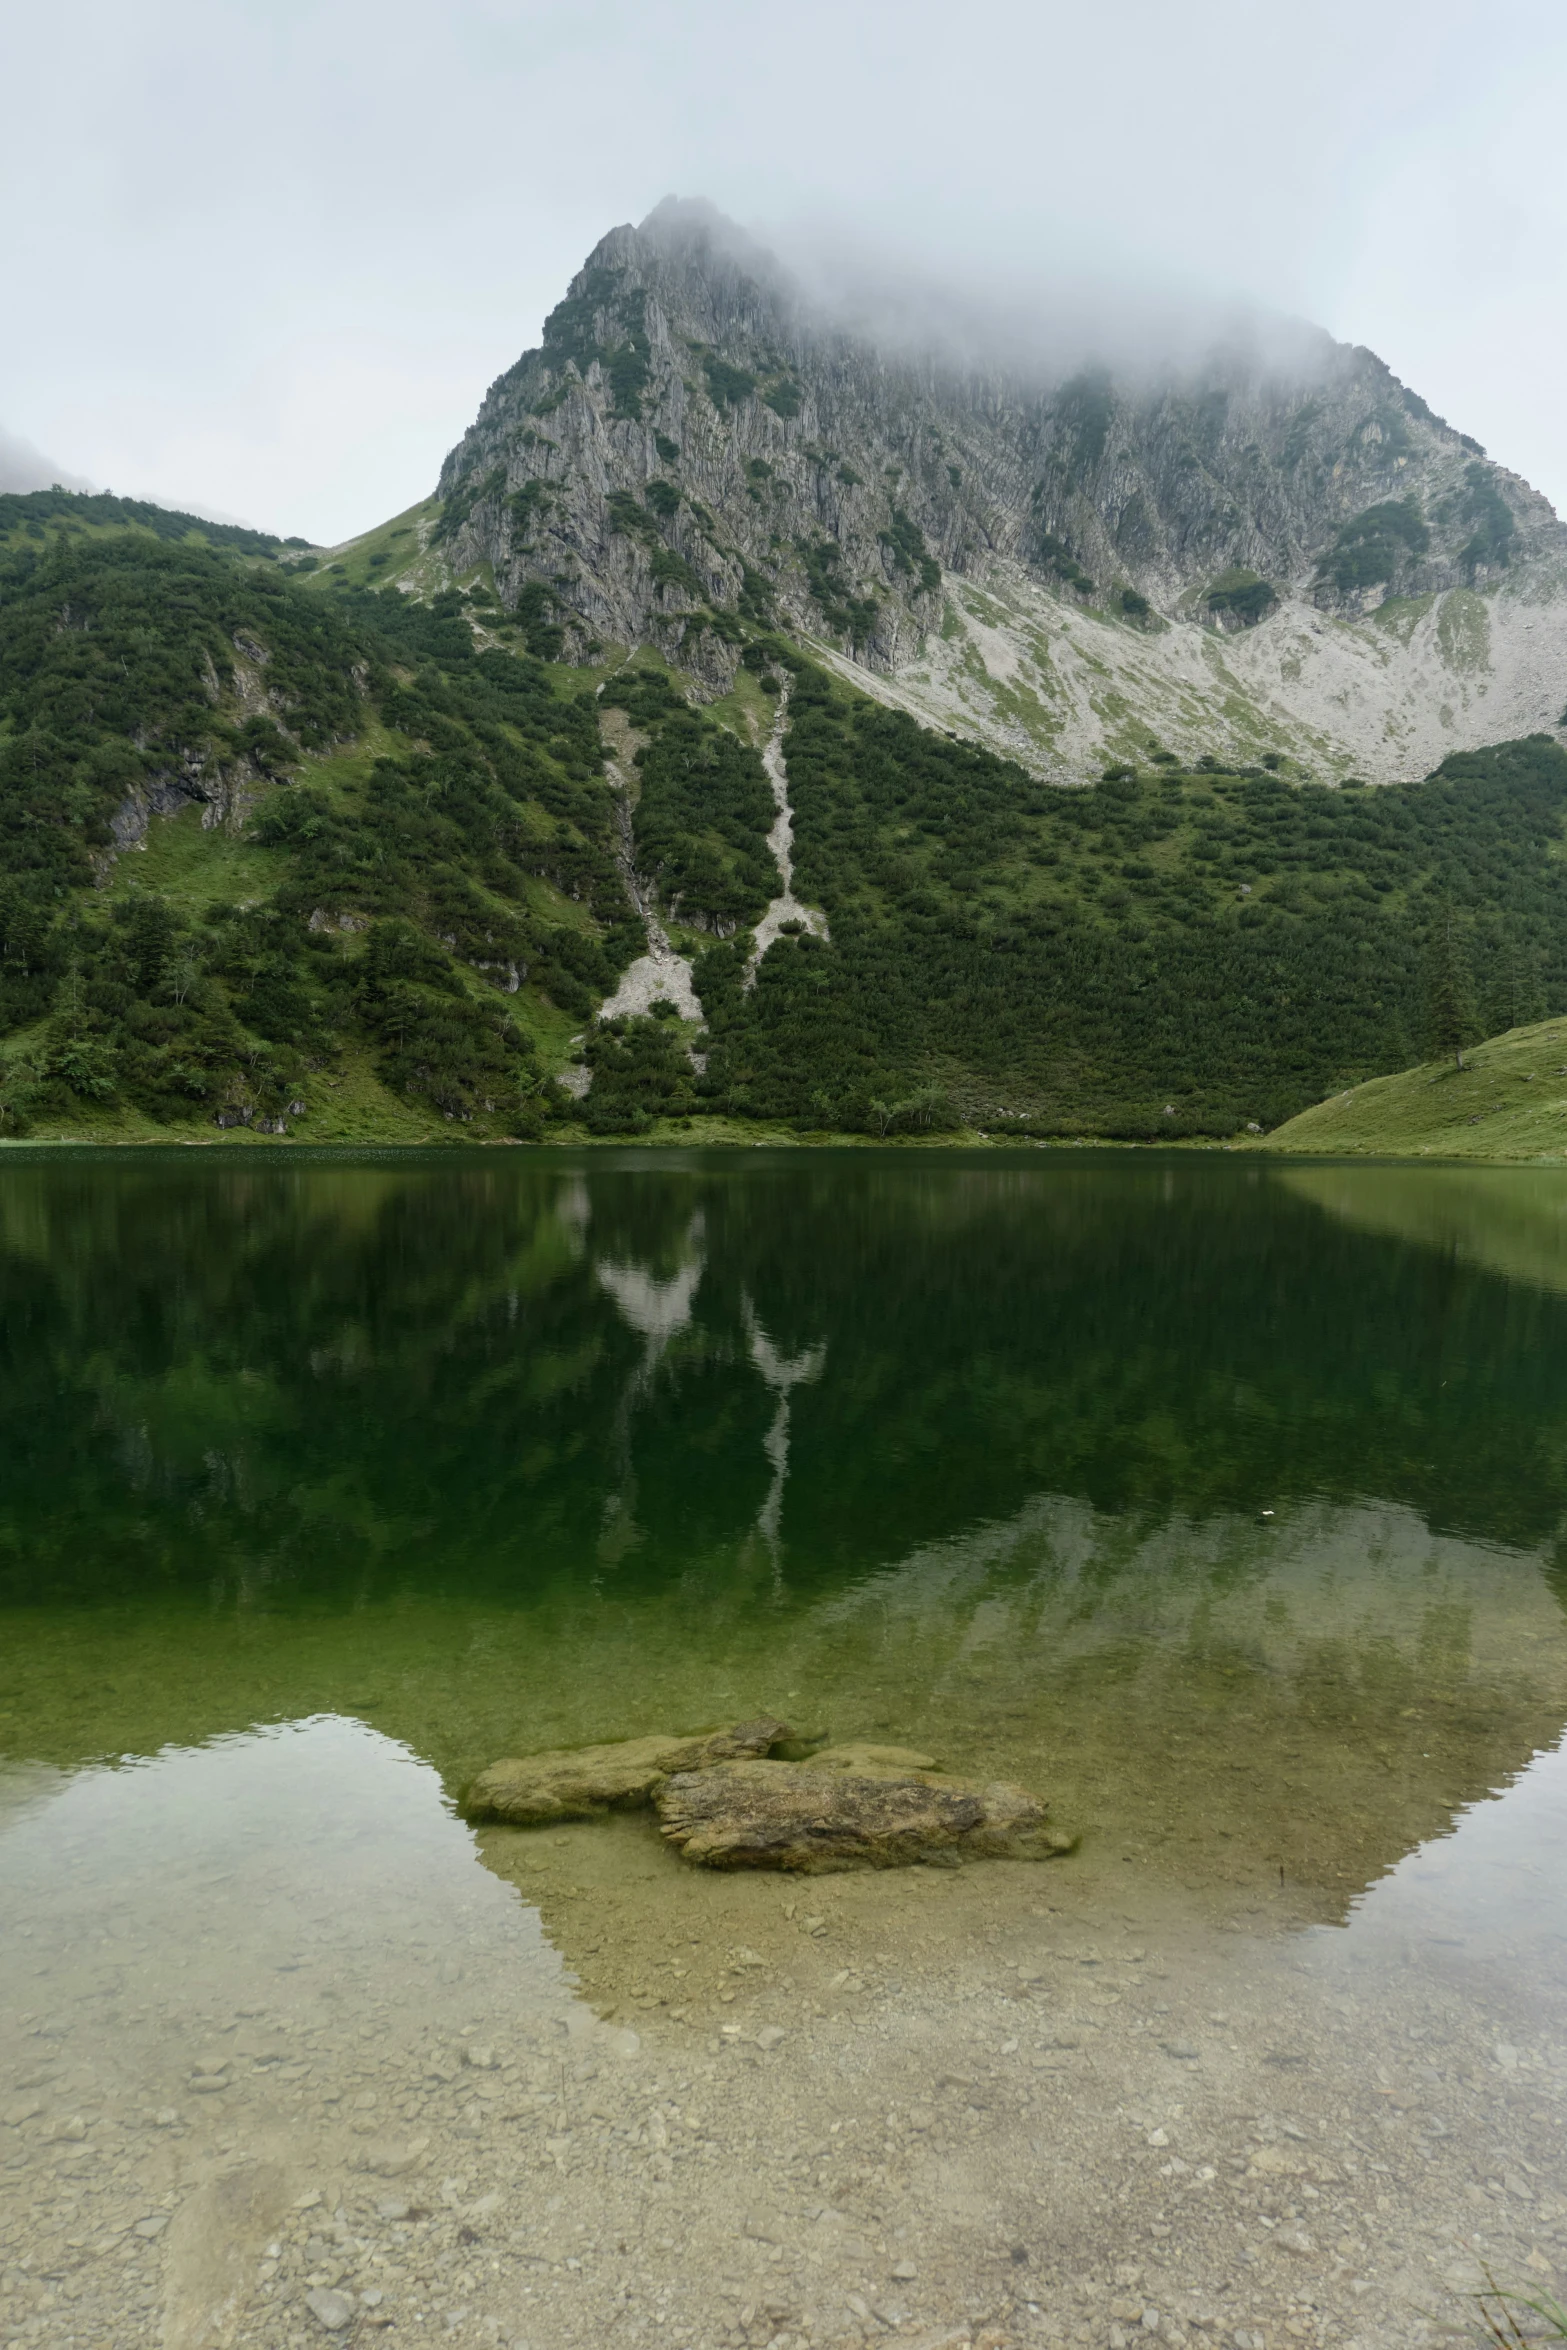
[462,1719,792,1825]
[305,2287,356,2332]
[654,1758,1076,1872]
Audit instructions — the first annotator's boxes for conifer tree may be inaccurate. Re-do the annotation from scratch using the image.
[1426,907,1477,1071]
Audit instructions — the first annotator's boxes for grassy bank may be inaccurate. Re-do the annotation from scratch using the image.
[1263,1013,1567,1159]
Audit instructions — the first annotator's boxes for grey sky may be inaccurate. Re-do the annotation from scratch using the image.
[4,0,1564,543]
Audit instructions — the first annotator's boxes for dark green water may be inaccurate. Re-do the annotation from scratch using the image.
[2,1147,1567,1922]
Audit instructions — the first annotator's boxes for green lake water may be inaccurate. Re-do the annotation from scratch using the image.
[4,1148,1567,2347]
[3,1148,1567,1925]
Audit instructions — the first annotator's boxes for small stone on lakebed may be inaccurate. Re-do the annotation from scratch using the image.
[306,2287,356,2332]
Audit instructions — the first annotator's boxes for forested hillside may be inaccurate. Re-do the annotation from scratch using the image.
[0,483,288,559]
[0,524,641,1138]
[613,656,1567,1136]
[0,498,1563,1144]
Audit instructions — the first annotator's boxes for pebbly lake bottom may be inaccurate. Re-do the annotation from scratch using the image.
[1,1148,1566,2348]
[2,1706,1565,2350]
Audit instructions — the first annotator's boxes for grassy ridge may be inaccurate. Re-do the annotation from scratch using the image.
[1263,1015,1567,1160]
[0,483,287,559]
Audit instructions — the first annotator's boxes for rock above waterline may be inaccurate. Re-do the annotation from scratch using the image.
[654,1759,1075,1872]
[804,1742,941,1775]
[462,1719,792,1824]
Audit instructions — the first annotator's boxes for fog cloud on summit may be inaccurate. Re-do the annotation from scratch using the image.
[0,428,92,498]
[762,226,1339,398]
[1,0,1563,542]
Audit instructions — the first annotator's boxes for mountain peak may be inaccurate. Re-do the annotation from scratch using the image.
[637,193,744,247]
[431,209,1567,779]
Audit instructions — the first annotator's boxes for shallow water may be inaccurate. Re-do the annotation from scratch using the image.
[2,1149,1565,2349]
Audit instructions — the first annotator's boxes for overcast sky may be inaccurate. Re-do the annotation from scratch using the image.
[4,0,1564,543]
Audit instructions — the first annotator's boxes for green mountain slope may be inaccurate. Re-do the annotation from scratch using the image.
[3,488,1566,1145]
[1263,1013,1567,1160]
[0,482,288,560]
[687,685,1567,1136]
[0,525,645,1139]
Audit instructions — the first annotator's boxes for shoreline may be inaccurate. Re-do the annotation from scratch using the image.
[0,1127,1562,1164]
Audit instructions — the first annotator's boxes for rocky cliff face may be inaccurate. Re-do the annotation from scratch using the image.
[429,199,1567,778]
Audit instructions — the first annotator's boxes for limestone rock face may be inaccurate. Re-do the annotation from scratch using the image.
[462,1719,792,1825]
[653,1757,1075,1871]
[424,196,1567,777]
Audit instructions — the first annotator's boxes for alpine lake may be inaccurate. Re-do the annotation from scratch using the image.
[2,1149,1565,2350]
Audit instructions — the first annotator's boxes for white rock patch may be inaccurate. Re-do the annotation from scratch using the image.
[745,684,829,987]
[595,707,703,1027]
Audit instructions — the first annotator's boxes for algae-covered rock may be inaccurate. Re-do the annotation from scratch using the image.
[653,1758,1075,1872]
[462,1719,792,1825]
[803,1743,940,1775]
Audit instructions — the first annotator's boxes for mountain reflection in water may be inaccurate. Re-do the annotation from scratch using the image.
[1,1148,1565,1927]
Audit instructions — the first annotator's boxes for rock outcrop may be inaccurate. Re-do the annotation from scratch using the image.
[653,1757,1075,1872]
[416,196,1567,779]
[462,1718,792,1825]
